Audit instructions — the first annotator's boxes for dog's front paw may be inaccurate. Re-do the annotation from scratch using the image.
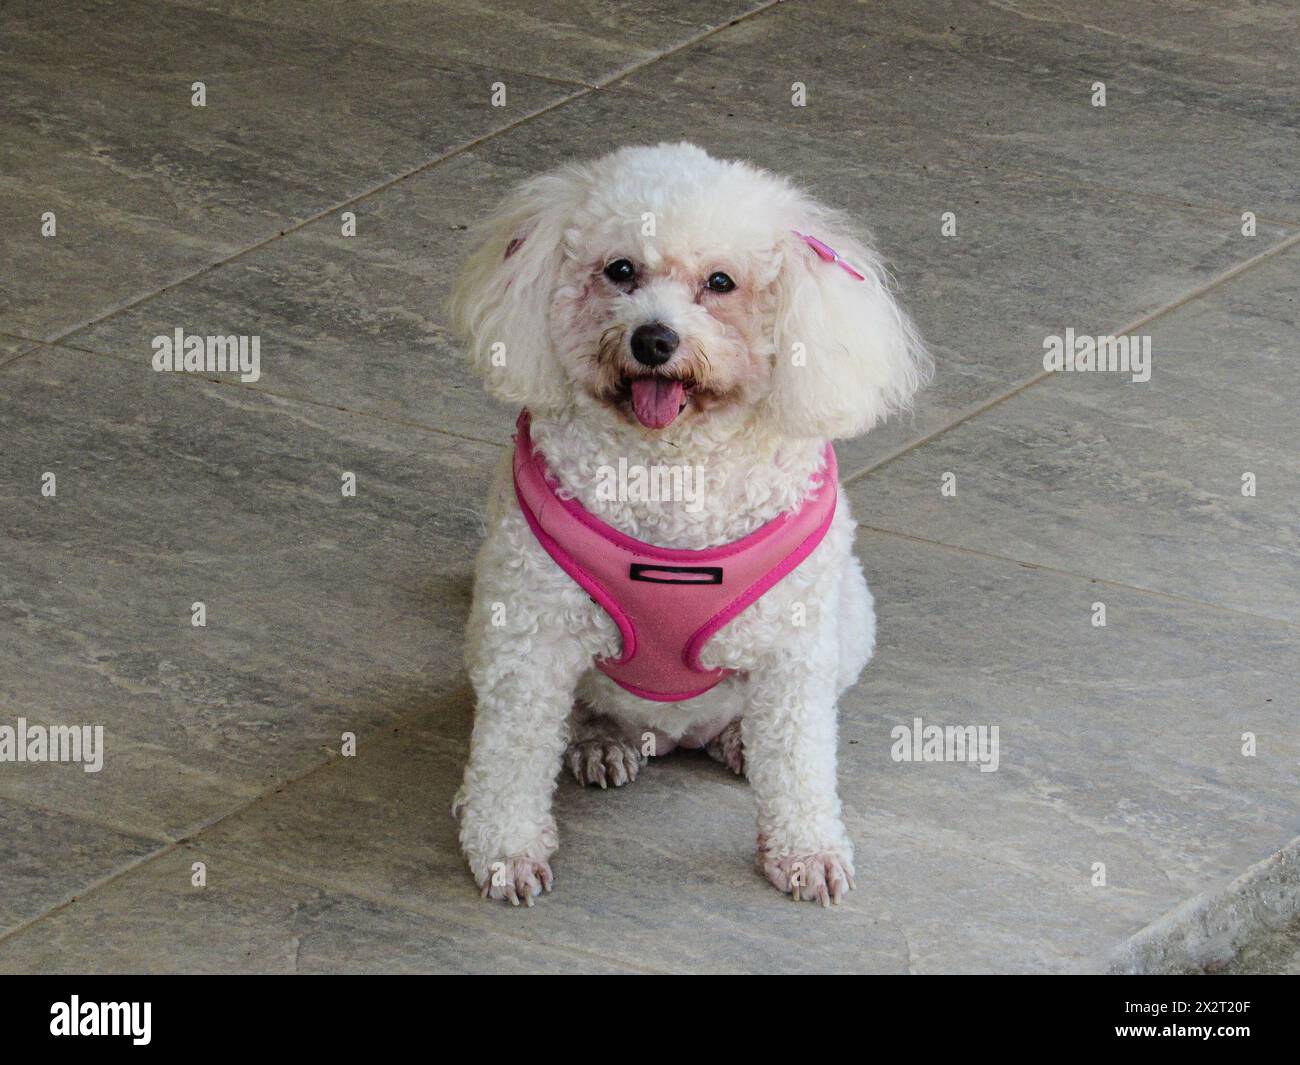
[460,807,558,906]
[566,736,643,788]
[478,856,554,907]
[760,848,855,907]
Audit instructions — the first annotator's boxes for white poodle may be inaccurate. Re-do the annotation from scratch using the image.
[450,143,929,907]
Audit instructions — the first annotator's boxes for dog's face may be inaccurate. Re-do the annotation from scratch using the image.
[452,143,928,440]
[550,202,781,430]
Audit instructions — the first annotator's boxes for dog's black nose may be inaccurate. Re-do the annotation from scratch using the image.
[630,323,680,367]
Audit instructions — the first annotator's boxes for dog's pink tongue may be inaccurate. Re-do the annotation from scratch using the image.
[631,378,685,429]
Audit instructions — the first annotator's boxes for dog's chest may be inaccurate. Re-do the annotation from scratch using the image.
[568,527,833,673]
[501,426,845,676]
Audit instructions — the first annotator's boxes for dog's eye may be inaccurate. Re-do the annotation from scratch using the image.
[603,259,636,284]
[706,271,735,293]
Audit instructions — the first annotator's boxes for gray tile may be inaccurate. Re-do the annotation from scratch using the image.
[839,530,1300,971]
[66,166,497,441]
[0,335,38,369]
[64,91,1285,462]
[0,799,161,936]
[0,843,633,973]
[196,692,913,974]
[180,0,774,86]
[0,345,496,837]
[189,531,1300,973]
[906,0,1300,99]
[0,0,577,339]
[655,0,1300,220]
[849,247,1300,622]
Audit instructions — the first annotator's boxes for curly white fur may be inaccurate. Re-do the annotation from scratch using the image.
[449,143,929,907]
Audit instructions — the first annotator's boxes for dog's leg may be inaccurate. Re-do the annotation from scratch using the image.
[743,648,855,907]
[566,709,644,788]
[455,619,591,906]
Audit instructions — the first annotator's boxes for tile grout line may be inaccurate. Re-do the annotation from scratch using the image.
[0,790,172,847]
[9,0,1296,355]
[857,524,1300,633]
[17,207,1294,452]
[210,851,674,975]
[160,0,689,93]
[33,1,784,351]
[998,180,1300,231]
[0,708,455,949]
[0,337,42,370]
[1,3,786,426]
[143,0,598,91]
[979,0,1286,77]
[5,159,1293,365]
[0,689,483,950]
[11,0,1292,376]
[0,783,318,951]
[0,841,175,949]
[34,94,587,346]
[0,830,661,974]
[840,228,1300,488]
[0,744,672,971]
[1,336,511,450]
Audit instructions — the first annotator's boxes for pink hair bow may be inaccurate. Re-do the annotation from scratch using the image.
[792,231,866,281]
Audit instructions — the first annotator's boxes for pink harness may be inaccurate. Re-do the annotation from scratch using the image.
[512,411,838,702]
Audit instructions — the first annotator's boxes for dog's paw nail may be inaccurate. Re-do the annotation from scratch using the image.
[478,856,555,906]
[567,736,641,788]
[704,719,746,776]
[762,850,855,907]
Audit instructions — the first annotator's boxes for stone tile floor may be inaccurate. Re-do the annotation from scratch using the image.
[0,0,1296,973]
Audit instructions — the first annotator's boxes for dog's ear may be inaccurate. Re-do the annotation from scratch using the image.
[449,171,582,412]
[767,215,930,440]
